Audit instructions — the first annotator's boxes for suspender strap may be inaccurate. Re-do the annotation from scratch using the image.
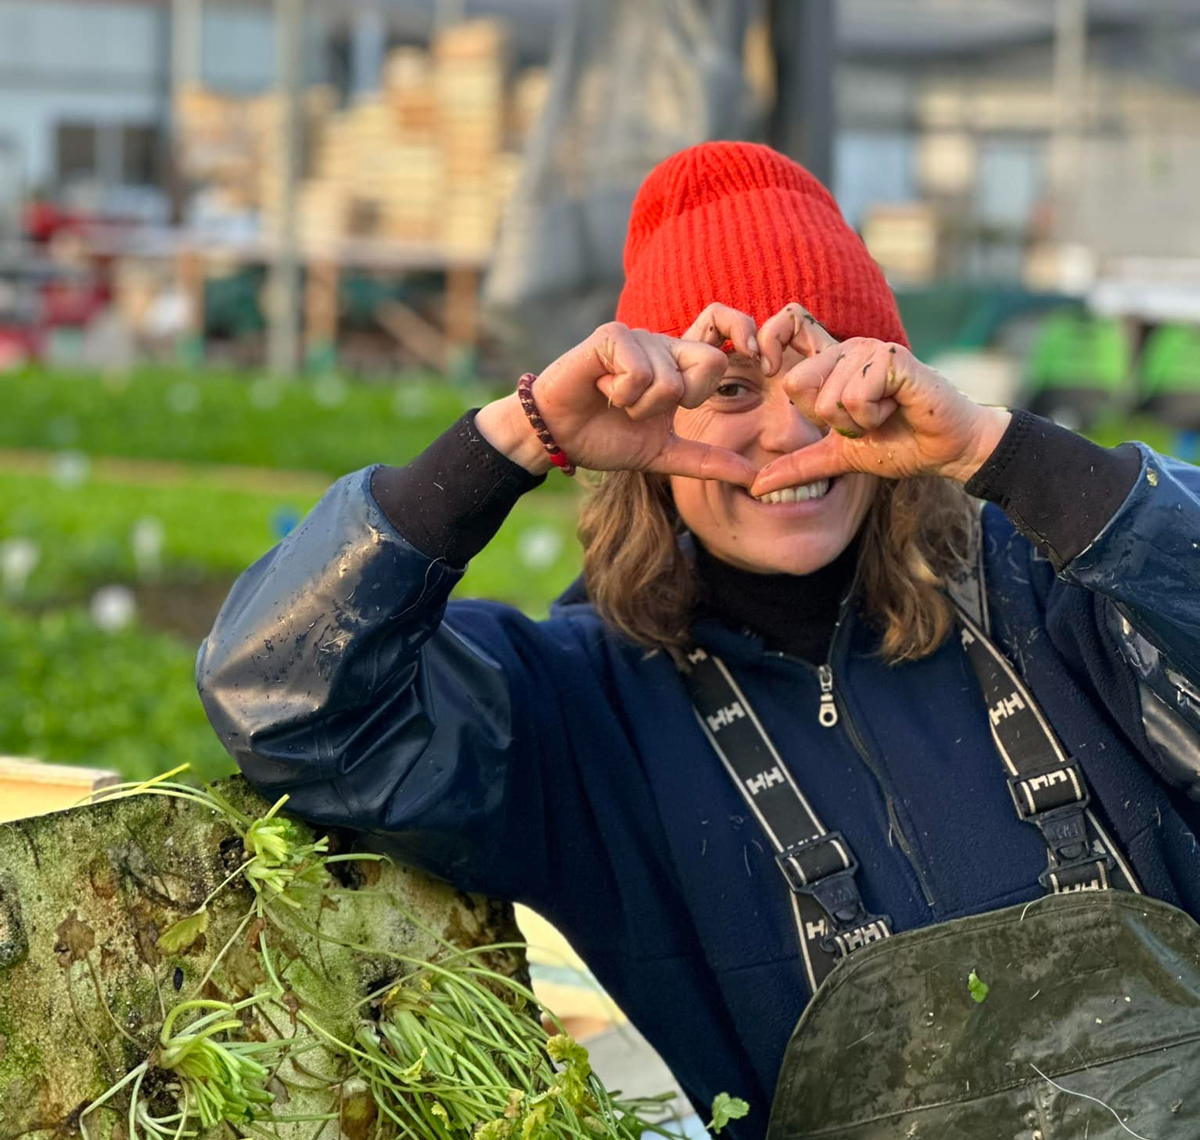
[679,646,891,992]
[955,608,1141,896]
[681,615,1140,986]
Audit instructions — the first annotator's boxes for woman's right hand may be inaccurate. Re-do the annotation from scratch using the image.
[475,322,759,486]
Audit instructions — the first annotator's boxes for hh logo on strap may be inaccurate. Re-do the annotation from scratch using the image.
[1028,769,1069,793]
[989,691,1026,725]
[833,921,891,955]
[745,767,784,796]
[707,702,746,733]
[687,647,709,664]
[805,918,828,942]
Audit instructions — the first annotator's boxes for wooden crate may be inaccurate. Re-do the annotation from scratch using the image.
[0,756,118,824]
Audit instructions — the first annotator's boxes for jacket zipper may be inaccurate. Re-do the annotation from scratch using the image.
[768,594,939,910]
[827,673,939,910]
[816,665,839,727]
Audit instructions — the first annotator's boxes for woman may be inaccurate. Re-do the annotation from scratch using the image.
[199,143,1200,1139]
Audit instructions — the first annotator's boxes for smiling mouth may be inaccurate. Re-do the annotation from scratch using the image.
[747,477,836,504]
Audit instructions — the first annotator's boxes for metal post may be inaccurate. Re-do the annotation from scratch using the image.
[167,0,202,225]
[171,0,202,90]
[268,0,304,376]
[769,0,835,187]
[435,0,467,34]
[1052,0,1087,243]
[351,0,386,97]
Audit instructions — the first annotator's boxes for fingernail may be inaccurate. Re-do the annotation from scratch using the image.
[748,334,760,359]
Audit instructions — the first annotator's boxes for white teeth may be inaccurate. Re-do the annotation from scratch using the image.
[753,478,830,504]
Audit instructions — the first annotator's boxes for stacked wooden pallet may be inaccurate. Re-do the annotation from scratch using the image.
[174,20,547,259]
[435,19,508,255]
[174,83,261,213]
[255,86,339,248]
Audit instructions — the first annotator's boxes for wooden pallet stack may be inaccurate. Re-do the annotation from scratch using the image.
[174,19,548,259]
[174,83,262,213]
[254,86,339,248]
[434,19,510,256]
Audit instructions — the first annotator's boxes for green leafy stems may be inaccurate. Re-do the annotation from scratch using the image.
[79,994,315,1140]
[80,766,748,1140]
[706,1094,750,1135]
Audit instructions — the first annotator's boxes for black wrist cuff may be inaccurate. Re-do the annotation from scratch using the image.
[964,408,1142,571]
[370,410,546,567]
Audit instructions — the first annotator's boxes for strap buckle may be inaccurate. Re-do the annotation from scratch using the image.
[1007,760,1088,822]
[1008,773,1116,892]
[777,833,892,955]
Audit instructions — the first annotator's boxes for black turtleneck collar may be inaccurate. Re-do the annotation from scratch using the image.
[693,532,863,663]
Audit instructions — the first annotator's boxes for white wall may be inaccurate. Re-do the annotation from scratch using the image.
[0,1,165,190]
[200,5,276,92]
[0,1,162,86]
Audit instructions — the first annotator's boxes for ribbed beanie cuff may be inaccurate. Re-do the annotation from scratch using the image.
[616,141,907,347]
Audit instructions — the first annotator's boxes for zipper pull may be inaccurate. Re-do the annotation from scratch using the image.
[817,664,839,728]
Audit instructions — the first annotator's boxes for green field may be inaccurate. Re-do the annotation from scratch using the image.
[0,467,582,609]
[0,366,552,479]
[1,604,234,782]
[2,365,1193,784]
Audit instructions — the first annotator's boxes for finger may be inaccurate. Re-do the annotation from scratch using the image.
[682,303,761,363]
[649,436,759,487]
[812,348,875,437]
[749,434,851,497]
[837,348,902,432]
[666,337,733,408]
[758,302,840,378]
[780,344,846,425]
[592,328,656,409]
[623,338,688,421]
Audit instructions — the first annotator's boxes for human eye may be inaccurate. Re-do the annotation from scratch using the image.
[713,377,756,402]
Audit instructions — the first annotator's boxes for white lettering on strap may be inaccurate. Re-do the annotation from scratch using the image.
[745,767,785,796]
[805,918,828,942]
[706,701,746,733]
[989,691,1026,726]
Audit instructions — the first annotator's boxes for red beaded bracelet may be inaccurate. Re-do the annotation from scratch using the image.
[516,372,576,476]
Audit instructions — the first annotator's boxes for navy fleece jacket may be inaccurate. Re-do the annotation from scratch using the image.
[197,422,1200,1140]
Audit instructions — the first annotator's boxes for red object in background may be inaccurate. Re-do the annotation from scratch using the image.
[23,198,85,244]
[39,279,109,327]
[0,326,40,369]
[21,198,115,329]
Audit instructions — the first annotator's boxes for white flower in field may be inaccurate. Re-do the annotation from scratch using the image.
[131,517,165,579]
[313,375,347,407]
[249,376,285,409]
[1,538,39,595]
[167,382,200,414]
[90,585,137,632]
[393,386,432,419]
[51,450,89,487]
[517,526,563,571]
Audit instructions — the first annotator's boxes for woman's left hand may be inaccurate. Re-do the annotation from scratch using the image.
[749,304,1012,496]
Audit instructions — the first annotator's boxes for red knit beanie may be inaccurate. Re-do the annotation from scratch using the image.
[616,141,908,347]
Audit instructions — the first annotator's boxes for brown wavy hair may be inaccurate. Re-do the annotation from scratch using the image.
[578,472,977,665]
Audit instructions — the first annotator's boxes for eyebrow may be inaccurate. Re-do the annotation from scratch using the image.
[726,352,757,369]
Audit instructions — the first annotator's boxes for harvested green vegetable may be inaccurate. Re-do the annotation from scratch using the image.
[708,1093,751,1134]
[79,766,749,1140]
[968,969,990,1004]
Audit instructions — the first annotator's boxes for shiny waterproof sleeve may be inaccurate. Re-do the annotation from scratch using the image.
[1052,445,1200,798]
[195,466,604,903]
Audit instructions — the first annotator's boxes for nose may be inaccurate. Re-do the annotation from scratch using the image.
[757,381,823,456]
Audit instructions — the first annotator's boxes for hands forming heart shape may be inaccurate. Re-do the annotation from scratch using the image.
[483,303,1011,492]
[682,302,1012,496]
